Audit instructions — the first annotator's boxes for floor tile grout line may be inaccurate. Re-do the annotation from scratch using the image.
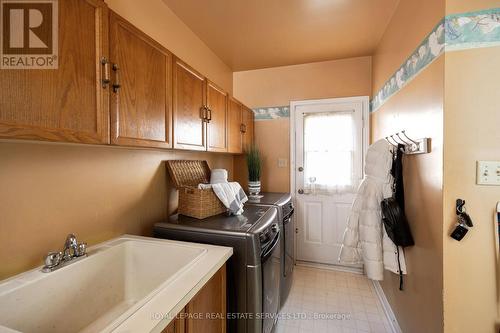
[278,265,394,333]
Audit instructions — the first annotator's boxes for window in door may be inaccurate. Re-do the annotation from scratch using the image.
[303,111,356,194]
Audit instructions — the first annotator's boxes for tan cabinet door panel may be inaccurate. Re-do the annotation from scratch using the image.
[186,265,226,333]
[0,0,109,144]
[206,81,227,152]
[227,97,242,154]
[242,106,254,151]
[173,59,207,151]
[110,12,172,148]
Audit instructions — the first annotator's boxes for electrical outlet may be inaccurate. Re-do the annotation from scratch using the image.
[278,158,288,168]
[476,161,500,185]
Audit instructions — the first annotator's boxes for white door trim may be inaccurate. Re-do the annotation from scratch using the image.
[289,96,370,262]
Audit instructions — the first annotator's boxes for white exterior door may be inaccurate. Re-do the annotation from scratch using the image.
[291,97,368,266]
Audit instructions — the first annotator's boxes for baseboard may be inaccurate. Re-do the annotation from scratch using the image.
[295,260,364,275]
[372,281,402,333]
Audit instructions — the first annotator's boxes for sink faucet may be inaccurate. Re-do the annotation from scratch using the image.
[63,234,78,260]
[42,234,87,273]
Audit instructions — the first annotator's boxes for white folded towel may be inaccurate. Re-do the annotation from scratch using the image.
[198,182,248,215]
[210,169,228,184]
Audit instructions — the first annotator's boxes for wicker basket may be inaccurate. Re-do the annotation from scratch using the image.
[166,160,226,219]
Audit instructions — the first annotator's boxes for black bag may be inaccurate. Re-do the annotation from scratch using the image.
[381,197,414,247]
[381,144,414,290]
[381,197,414,291]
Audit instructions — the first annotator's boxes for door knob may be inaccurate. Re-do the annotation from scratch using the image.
[298,167,304,172]
[298,189,304,194]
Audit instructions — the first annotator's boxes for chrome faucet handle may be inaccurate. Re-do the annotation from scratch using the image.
[76,242,87,257]
[44,251,62,269]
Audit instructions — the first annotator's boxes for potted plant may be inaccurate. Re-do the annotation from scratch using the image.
[246,145,262,198]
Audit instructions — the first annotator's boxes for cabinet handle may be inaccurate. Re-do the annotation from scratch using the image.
[200,106,207,121]
[101,57,110,88]
[112,64,121,93]
[206,107,212,122]
[240,124,246,133]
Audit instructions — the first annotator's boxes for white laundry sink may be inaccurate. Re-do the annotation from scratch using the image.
[0,235,232,333]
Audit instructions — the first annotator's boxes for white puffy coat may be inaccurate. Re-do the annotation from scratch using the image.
[339,139,406,280]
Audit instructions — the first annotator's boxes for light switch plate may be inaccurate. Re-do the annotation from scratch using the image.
[476,161,500,185]
[278,158,288,168]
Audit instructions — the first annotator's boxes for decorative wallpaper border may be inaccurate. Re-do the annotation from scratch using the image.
[446,8,500,51]
[252,106,289,120]
[371,8,500,112]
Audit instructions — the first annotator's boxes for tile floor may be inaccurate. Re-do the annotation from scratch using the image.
[276,266,393,333]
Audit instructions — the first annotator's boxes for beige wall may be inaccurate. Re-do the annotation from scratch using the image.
[106,0,233,93]
[371,58,445,333]
[372,0,444,93]
[370,0,446,332]
[0,141,233,280]
[234,56,372,107]
[0,0,236,280]
[446,0,500,15]
[232,119,291,193]
[233,57,372,192]
[443,47,500,333]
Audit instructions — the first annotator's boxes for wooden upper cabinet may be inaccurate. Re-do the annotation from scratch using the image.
[242,106,254,151]
[109,12,172,148]
[227,97,243,154]
[206,82,227,152]
[173,59,207,151]
[0,0,109,144]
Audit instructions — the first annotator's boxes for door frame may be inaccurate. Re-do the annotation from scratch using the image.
[289,96,370,265]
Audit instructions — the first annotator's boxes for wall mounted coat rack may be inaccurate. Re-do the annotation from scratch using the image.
[385,130,431,155]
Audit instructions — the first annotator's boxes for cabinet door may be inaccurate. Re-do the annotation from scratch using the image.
[162,308,186,333]
[227,98,243,154]
[109,12,172,148]
[186,265,226,333]
[0,0,109,144]
[173,59,207,151]
[206,81,227,152]
[242,106,254,151]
